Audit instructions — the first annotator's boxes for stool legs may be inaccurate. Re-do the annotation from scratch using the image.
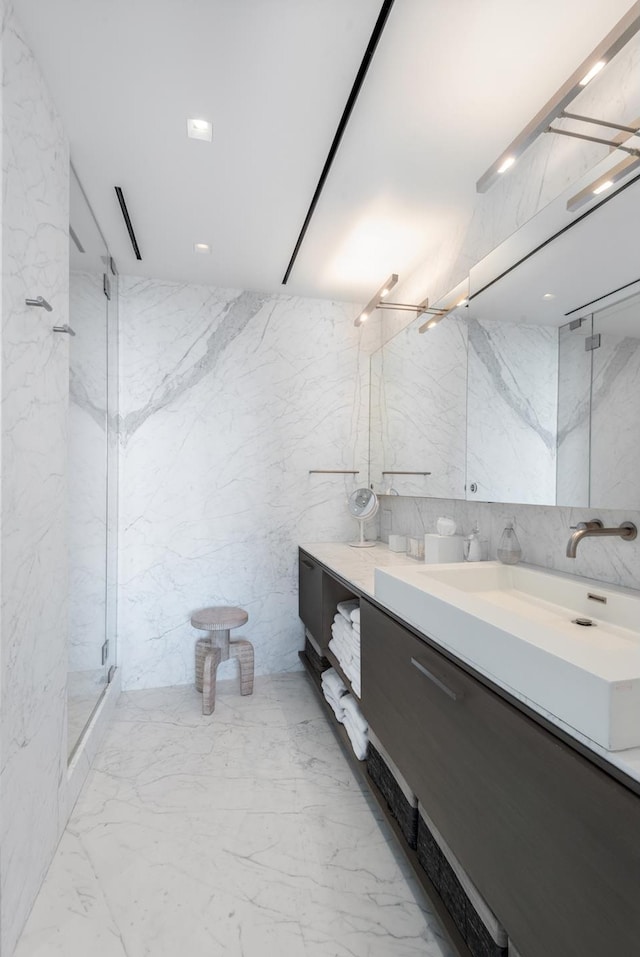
[202,647,222,715]
[196,635,254,711]
[230,639,254,696]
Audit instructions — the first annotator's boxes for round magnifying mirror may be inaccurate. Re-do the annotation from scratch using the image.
[347,487,379,548]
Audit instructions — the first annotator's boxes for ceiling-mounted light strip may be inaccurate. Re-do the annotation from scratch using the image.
[282,0,396,285]
[476,1,640,193]
[114,186,142,260]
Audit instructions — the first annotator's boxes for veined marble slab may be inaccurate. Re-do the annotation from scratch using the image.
[1,8,70,955]
[118,278,370,691]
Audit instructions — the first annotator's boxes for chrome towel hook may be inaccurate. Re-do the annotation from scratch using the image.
[25,295,53,311]
[53,324,76,337]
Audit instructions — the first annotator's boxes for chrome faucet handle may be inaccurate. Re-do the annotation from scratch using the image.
[570,519,603,530]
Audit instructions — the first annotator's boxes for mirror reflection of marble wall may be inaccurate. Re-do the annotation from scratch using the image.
[369,315,467,497]
[556,319,591,507]
[591,294,640,509]
[466,319,558,505]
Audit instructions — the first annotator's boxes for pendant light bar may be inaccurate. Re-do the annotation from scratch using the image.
[476,1,640,193]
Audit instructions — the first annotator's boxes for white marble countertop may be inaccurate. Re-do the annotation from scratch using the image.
[299,541,640,789]
[299,541,421,597]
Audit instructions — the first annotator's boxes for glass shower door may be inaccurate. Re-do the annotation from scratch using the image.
[67,167,113,756]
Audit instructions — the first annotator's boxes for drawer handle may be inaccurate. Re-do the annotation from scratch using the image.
[301,558,314,570]
[411,657,464,702]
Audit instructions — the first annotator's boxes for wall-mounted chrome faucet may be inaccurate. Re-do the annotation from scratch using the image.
[566,519,637,558]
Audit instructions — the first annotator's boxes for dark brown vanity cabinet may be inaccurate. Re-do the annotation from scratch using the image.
[298,549,356,652]
[360,598,640,957]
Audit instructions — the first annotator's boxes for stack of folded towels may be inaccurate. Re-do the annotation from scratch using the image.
[321,667,348,722]
[341,693,368,760]
[320,667,369,760]
[329,599,361,697]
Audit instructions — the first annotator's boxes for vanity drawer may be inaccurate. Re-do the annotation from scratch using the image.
[360,598,640,957]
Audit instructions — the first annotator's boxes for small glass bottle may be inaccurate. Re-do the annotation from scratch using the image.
[497,521,522,565]
[465,522,483,562]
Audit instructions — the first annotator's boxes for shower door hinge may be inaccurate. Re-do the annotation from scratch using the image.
[103,272,111,300]
[585,334,601,351]
[107,665,116,684]
[569,317,585,330]
[101,640,110,666]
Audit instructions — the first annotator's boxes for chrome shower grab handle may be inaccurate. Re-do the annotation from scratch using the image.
[25,296,53,311]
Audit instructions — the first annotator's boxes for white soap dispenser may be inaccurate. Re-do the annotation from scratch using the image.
[464,522,482,562]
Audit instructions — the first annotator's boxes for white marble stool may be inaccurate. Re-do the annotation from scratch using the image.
[191,605,254,715]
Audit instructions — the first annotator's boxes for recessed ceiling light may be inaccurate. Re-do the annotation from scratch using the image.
[187,118,212,141]
[579,60,606,86]
[592,179,613,195]
[497,157,515,174]
[194,243,211,254]
[543,293,556,300]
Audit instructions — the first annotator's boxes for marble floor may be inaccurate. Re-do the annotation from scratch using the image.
[16,674,455,957]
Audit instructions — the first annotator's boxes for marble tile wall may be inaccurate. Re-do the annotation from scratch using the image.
[118,278,370,691]
[0,3,70,954]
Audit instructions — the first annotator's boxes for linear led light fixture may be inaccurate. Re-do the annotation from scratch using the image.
[476,1,640,193]
[354,275,446,327]
[567,154,640,211]
[354,274,398,325]
[418,295,467,334]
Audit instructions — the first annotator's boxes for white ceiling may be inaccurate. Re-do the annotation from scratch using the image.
[13,0,637,303]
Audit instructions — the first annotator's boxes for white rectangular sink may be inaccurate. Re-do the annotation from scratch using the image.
[374,561,640,751]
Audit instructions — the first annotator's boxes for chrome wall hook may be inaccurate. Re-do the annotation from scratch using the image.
[52,324,76,336]
[25,296,53,311]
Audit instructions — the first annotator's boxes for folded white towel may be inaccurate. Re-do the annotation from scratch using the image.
[343,713,368,760]
[350,606,361,625]
[334,615,354,640]
[324,691,345,723]
[351,620,360,635]
[321,667,347,699]
[337,598,360,623]
[342,694,368,736]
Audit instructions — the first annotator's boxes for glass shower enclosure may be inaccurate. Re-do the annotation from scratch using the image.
[67,167,118,757]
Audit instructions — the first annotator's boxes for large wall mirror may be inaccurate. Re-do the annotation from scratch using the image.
[369,172,640,509]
